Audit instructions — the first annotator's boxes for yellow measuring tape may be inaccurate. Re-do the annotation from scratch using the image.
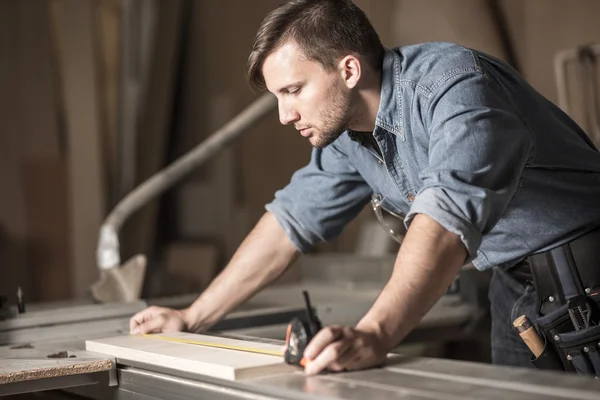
[142,334,284,357]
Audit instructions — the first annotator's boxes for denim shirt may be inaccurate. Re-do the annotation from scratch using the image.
[265,42,600,270]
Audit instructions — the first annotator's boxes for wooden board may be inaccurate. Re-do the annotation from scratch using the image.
[0,342,112,385]
[85,332,295,381]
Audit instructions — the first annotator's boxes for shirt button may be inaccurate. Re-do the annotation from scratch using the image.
[407,194,415,202]
[378,160,383,164]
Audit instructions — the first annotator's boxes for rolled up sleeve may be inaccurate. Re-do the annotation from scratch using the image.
[405,72,532,260]
[265,140,372,253]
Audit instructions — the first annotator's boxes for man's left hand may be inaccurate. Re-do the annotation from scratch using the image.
[302,325,389,375]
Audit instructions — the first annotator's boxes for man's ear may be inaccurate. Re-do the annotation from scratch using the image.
[338,55,361,89]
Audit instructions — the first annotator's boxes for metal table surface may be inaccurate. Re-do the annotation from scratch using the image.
[0,286,483,398]
[67,355,600,400]
[0,259,489,398]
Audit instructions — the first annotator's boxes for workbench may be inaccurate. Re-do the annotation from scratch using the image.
[0,281,482,398]
[4,335,600,400]
[0,255,550,399]
[94,354,600,400]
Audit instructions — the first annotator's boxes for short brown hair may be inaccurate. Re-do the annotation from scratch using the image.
[247,0,384,91]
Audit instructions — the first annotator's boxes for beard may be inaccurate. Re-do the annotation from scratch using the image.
[309,84,353,149]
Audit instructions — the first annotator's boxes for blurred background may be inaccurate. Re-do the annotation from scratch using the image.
[1,0,599,305]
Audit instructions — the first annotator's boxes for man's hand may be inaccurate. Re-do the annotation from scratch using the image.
[129,306,190,334]
[299,214,466,376]
[302,325,388,375]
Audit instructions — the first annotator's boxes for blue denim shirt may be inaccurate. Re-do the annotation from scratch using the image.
[265,42,600,270]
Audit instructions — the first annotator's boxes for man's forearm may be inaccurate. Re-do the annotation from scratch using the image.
[356,213,467,350]
[184,212,299,332]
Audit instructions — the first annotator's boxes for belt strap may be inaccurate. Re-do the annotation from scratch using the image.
[530,252,565,315]
[550,244,585,301]
[529,225,600,315]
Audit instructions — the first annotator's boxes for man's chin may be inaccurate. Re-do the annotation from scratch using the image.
[309,137,322,148]
[310,133,339,149]
[310,139,329,149]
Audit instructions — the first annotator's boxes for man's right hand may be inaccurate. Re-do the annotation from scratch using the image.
[129,306,190,334]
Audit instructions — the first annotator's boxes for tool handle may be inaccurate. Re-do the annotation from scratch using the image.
[513,315,544,358]
[302,290,322,334]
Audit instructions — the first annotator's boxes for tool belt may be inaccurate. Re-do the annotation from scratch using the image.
[525,225,600,375]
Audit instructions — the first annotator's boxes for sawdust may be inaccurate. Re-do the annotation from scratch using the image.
[9,343,34,349]
[46,351,75,359]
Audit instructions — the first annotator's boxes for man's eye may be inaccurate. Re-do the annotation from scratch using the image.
[288,87,301,94]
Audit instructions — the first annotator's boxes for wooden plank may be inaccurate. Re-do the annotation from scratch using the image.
[0,342,112,385]
[85,332,294,381]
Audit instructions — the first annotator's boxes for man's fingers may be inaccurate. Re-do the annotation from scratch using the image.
[130,308,153,333]
[129,318,139,334]
[303,326,344,360]
[300,326,386,375]
[135,313,168,334]
[322,346,354,372]
[305,339,351,375]
[129,307,167,334]
[326,345,357,372]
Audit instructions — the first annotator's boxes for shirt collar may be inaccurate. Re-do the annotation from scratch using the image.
[374,48,403,137]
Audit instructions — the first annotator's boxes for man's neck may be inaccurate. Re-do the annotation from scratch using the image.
[347,72,382,132]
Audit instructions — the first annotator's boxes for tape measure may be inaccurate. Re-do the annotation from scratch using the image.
[284,290,322,367]
[142,334,284,357]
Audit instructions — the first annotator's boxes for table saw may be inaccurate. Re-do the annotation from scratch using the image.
[3,331,600,400]
[2,256,600,399]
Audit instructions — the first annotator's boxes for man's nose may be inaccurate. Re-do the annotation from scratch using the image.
[279,103,299,125]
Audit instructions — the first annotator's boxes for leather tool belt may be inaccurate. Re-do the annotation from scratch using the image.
[526,225,600,375]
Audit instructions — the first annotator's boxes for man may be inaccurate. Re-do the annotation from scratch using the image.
[130,0,600,375]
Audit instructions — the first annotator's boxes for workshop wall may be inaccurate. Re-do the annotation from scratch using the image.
[0,0,68,303]
[1,0,599,302]
[501,0,600,139]
[388,0,600,137]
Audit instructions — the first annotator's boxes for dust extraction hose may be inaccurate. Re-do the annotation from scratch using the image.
[96,93,277,270]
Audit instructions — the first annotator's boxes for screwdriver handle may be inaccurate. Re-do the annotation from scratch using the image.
[513,315,544,358]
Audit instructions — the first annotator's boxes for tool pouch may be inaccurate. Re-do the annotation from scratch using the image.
[530,347,564,371]
[528,225,600,376]
[534,301,600,375]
